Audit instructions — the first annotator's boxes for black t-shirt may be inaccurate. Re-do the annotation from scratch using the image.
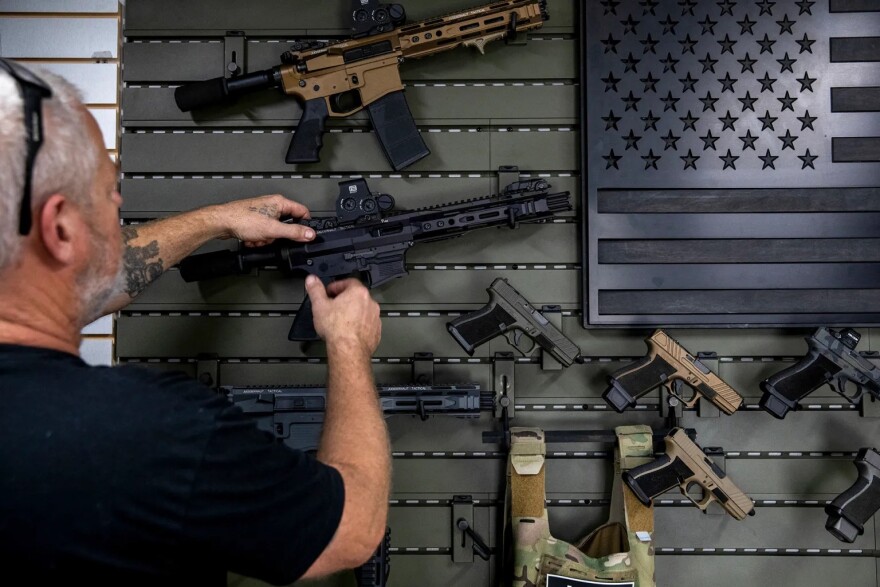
[0,344,344,585]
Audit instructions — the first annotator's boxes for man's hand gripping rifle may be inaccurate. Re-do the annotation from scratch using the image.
[179,178,571,341]
[173,0,548,170]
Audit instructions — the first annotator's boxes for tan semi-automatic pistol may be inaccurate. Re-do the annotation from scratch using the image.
[623,428,756,521]
[603,329,743,414]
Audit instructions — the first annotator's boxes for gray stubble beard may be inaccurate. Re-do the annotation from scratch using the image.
[75,225,124,328]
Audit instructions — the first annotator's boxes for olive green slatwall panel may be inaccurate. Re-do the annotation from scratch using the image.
[120,132,489,173]
[125,362,197,379]
[123,272,307,311]
[117,316,307,358]
[390,505,872,554]
[654,507,876,550]
[122,85,578,126]
[118,1,880,584]
[370,270,579,308]
[124,0,575,36]
[655,556,876,587]
[120,176,580,218]
[511,360,880,408]
[559,322,854,357]
[119,131,578,173]
[383,557,493,587]
[392,459,503,494]
[387,411,657,452]
[123,269,579,312]
[217,362,491,388]
[390,417,496,451]
[124,0,355,36]
[388,457,868,502]
[117,312,575,359]
[238,550,878,587]
[385,401,493,451]
[121,39,577,83]
[392,457,614,495]
[727,459,856,496]
[408,223,579,264]
[389,506,494,548]
[515,359,646,399]
[677,411,880,453]
[117,315,498,357]
[233,556,495,587]
[122,43,221,82]
[502,409,880,458]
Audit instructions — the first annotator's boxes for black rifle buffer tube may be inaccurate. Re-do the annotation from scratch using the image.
[174,68,281,112]
[178,248,278,282]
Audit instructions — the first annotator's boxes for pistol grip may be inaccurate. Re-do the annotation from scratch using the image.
[826,448,880,543]
[288,296,320,341]
[622,453,683,505]
[604,352,677,411]
[760,348,841,419]
[366,90,430,171]
[286,97,328,164]
[447,301,515,355]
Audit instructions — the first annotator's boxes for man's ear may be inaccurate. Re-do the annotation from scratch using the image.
[38,194,83,265]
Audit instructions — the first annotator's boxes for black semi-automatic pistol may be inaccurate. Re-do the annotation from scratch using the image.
[826,448,880,543]
[446,277,581,367]
[760,327,880,419]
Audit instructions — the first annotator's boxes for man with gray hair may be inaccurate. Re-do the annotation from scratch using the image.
[0,59,390,585]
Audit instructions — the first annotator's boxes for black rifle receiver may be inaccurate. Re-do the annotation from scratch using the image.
[224,383,493,452]
[179,178,571,341]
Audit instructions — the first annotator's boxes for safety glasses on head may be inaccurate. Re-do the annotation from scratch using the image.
[0,58,52,235]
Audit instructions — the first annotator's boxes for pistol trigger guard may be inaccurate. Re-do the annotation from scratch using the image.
[505,329,535,357]
[667,380,698,408]
[835,375,863,403]
[683,481,713,512]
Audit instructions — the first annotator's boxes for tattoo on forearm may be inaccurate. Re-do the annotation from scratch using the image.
[121,226,165,298]
[248,204,278,218]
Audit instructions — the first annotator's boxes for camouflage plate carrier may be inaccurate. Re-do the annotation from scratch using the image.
[508,426,657,587]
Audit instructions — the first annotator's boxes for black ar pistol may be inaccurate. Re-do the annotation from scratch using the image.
[178,178,571,341]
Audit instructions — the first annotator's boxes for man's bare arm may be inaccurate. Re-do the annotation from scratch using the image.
[300,277,391,578]
[101,195,315,315]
